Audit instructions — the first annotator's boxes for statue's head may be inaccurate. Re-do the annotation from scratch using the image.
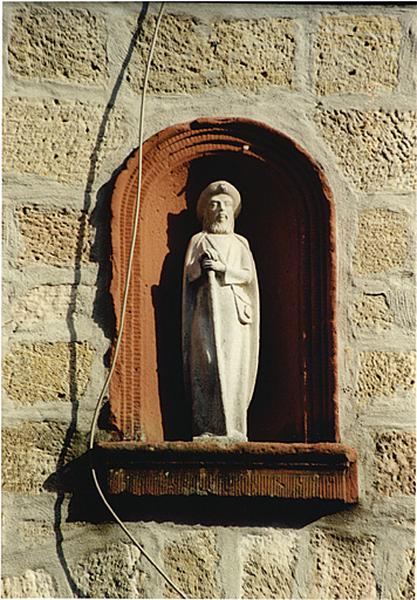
[197,181,241,234]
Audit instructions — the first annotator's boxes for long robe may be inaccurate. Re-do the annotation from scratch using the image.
[182,231,259,439]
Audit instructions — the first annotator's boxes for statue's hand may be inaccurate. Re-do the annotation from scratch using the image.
[201,257,226,273]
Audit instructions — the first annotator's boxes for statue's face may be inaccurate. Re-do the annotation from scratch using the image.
[204,193,235,233]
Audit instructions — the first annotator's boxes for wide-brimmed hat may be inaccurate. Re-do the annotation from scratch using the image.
[196,180,241,222]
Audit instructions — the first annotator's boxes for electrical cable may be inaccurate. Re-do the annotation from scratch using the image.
[88,4,188,598]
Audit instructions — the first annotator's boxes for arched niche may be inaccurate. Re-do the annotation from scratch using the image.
[109,117,339,445]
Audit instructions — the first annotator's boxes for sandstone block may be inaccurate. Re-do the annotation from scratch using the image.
[17,206,91,266]
[374,431,416,496]
[353,210,410,274]
[3,341,94,405]
[391,548,415,600]
[17,522,54,550]
[1,569,56,598]
[352,293,394,331]
[210,18,295,92]
[3,520,56,565]
[10,284,88,332]
[356,351,415,400]
[309,530,376,599]
[71,543,146,598]
[3,97,124,183]
[128,15,294,94]
[314,16,402,95]
[315,109,417,192]
[163,530,222,598]
[8,6,108,84]
[127,14,212,94]
[241,531,298,599]
[389,288,416,331]
[2,422,86,494]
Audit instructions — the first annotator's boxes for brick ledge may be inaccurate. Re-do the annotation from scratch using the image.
[93,441,358,503]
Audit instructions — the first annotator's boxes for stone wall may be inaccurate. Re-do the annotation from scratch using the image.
[2,2,415,598]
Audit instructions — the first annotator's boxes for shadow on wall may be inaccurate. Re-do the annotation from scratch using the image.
[151,208,195,440]
[53,456,356,527]
[47,447,357,528]
[45,4,149,597]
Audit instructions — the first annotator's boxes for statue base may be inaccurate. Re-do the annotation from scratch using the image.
[93,440,358,503]
[192,433,247,443]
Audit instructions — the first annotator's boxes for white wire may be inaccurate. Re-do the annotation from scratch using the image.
[88,5,188,598]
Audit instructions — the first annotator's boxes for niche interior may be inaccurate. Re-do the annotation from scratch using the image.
[95,117,358,503]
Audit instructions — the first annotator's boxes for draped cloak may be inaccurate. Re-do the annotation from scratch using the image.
[182,231,259,439]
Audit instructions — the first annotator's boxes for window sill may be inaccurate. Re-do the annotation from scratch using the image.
[94,441,358,503]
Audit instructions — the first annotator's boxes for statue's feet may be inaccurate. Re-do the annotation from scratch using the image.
[192,432,225,442]
[192,431,247,443]
[227,430,247,442]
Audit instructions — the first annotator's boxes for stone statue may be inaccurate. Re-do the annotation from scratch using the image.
[182,181,259,441]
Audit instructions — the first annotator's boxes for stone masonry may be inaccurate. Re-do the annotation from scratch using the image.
[127,14,295,94]
[313,16,403,95]
[309,530,377,599]
[8,6,108,84]
[2,2,416,599]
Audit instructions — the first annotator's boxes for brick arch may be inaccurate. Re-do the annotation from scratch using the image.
[109,117,338,443]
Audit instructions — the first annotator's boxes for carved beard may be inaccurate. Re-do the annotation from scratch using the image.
[204,216,234,234]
